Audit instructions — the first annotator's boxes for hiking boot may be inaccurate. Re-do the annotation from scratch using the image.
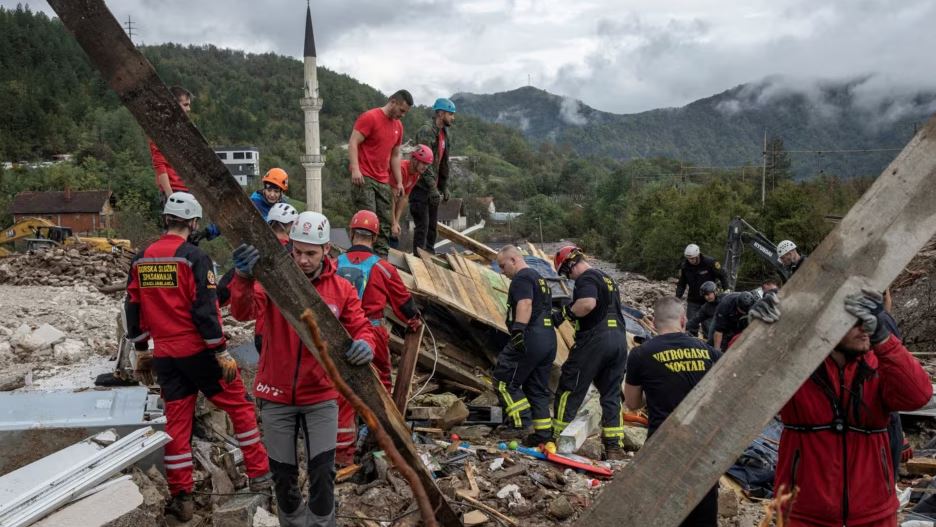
[166,491,194,521]
[249,472,274,493]
[602,443,628,462]
[523,431,553,448]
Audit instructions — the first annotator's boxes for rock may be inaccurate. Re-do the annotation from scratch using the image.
[53,338,86,363]
[212,493,267,527]
[449,425,493,442]
[0,341,12,358]
[0,370,26,391]
[411,392,460,408]
[19,323,66,352]
[440,400,470,429]
[0,325,12,337]
[468,391,499,406]
[462,510,489,526]
[548,495,576,520]
[253,507,279,527]
[621,425,647,451]
[576,436,604,460]
[718,486,740,518]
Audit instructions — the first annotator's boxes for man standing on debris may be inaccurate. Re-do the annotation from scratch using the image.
[777,240,806,278]
[552,245,629,460]
[625,296,722,525]
[676,243,728,323]
[758,290,932,526]
[149,86,192,199]
[711,291,758,350]
[228,211,378,527]
[336,210,422,464]
[124,192,272,521]
[493,245,557,446]
[411,98,455,255]
[686,281,721,341]
[349,90,412,257]
[391,144,434,247]
[249,168,290,220]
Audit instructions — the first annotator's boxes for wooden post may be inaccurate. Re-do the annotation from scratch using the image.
[576,115,936,526]
[46,2,460,524]
[436,222,497,262]
[392,325,424,414]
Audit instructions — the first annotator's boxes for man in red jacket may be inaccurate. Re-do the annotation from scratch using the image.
[336,210,422,464]
[769,290,932,527]
[124,193,271,521]
[149,86,192,198]
[229,211,377,527]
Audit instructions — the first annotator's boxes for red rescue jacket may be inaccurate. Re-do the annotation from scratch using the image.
[775,335,932,526]
[125,234,225,358]
[229,256,377,406]
[345,246,419,324]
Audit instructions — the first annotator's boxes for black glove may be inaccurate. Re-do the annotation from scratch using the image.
[133,340,149,351]
[429,188,442,206]
[844,289,890,345]
[509,322,527,351]
[549,307,565,327]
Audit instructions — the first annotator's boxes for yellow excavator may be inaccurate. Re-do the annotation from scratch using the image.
[0,217,132,256]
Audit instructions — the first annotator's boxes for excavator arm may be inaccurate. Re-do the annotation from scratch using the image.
[723,216,790,290]
[1,217,56,245]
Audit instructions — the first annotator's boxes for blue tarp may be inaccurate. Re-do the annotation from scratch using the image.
[726,417,783,498]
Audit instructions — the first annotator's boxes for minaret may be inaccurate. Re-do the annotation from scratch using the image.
[300,3,324,212]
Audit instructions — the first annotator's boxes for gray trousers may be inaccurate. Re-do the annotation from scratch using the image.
[259,399,338,527]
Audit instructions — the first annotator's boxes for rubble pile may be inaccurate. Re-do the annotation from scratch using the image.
[892,236,936,355]
[0,245,128,288]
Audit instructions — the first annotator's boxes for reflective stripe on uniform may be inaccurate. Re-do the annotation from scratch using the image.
[165,460,194,470]
[337,428,355,434]
[238,436,262,447]
[235,428,260,439]
[533,418,552,431]
[602,426,625,438]
[336,439,355,447]
[164,453,192,462]
[552,419,569,435]
[556,391,572,423]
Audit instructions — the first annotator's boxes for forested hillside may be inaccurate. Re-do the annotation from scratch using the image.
[0,5,890,283]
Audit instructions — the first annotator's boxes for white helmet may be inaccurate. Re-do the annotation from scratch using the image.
[268,203,298,225]
[684,243,700,258]
[289,211,330,245]
[163,192,202,220]
[777,240,797,257]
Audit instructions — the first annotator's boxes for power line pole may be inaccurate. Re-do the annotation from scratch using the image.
[761,129,767,208]
[123,15,136,42]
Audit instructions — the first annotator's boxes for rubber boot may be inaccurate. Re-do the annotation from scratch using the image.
[165,491,194,521]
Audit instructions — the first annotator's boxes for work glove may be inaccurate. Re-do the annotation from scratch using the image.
[215,349,238,383]
[549,307,565,327]
[748,291,781,324]
[509,322,527,351]
[204,223,221,241]
[429,188,442,206]
[442,188,451,202]
[844,289,890,345]
[902,438,914,463]
[346,339,374,366]
[232,244,260,278]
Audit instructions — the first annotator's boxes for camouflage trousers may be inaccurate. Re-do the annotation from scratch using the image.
[351,177,392,256]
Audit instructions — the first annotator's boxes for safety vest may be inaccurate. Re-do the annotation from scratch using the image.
[336,253,381,299]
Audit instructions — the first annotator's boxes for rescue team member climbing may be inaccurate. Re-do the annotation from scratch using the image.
[124,193,271,521]
[676,243,728,323]
[249,168,290,220]
[686,281,721,341]
[625,296,722,526]
[335,210,421,465]
[149,86,192,198]
[411,98,455,255]
[391,144,434,247]
[552,245,629,460]
[228,211,377,527]
[758,289,932,527]
[349,90,412,257]
[493,245,557,446]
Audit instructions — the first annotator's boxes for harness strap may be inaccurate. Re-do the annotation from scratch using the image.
[783,423,887,435]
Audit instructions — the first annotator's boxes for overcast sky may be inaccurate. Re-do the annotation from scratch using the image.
[11,0,936,113]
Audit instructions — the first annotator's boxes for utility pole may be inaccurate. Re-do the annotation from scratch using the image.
[123,15,135,43]
[761,129,767,208]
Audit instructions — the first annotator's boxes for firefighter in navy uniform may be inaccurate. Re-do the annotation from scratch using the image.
[124,193,271,521]
[552,245,629,460]
[676,244,728,323]
[492,245,557,446]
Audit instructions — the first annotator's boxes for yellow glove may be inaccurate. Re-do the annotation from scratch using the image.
[215,350,238,383]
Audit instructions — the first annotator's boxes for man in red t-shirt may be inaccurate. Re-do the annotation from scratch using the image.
[348,90,412,257]
[149,86,193,198]
[391,144,433,242]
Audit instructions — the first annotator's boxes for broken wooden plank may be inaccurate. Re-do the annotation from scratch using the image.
[46,3,460,524]
[390,334,491,392]
[436,223,498,262]
[405,254,440,299]
[576,114,936,526]
[392,325,424,414]
[906,458,936,476]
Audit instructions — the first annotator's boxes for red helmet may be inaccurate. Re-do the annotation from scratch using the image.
[411,144,434,165]
[349,210,379,235]
[554,245,584,277]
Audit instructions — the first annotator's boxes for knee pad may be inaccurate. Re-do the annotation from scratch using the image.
[306,449,336,516]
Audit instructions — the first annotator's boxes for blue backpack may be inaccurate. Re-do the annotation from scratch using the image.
[336,253,381,299]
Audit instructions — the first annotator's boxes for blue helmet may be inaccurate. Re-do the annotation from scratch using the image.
[432,98,456,114]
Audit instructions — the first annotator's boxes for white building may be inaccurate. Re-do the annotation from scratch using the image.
[215,146,260,187]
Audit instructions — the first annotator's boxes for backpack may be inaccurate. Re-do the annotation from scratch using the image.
[336,253,381,299]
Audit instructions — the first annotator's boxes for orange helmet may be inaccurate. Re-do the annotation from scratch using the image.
[350,210,379,235]
[262,168,289,191]
[554,245,584,277]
